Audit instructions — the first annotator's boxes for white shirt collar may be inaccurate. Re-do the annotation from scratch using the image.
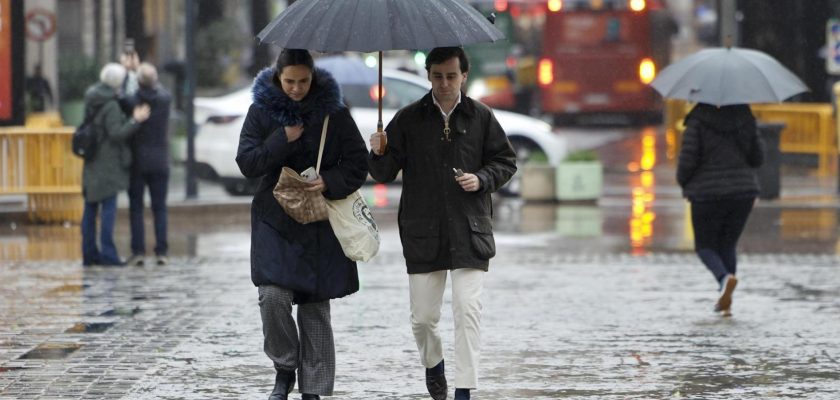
[432,91,461,119]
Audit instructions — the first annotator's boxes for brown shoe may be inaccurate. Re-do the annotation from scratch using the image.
[714,275,738,313]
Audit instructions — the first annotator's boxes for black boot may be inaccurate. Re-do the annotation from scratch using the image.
[268,368,295,400]
[301,395,321,400]
[454,388,470,400]
[425,360,447,400]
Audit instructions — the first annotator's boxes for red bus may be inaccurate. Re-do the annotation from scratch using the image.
[536,0,668,123]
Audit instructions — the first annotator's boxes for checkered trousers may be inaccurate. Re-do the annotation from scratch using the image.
[258,285,335,396]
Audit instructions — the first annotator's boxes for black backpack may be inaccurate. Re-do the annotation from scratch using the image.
[72,102,108,160]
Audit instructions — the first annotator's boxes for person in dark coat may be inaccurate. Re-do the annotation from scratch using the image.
[126,63,172,267]
[677,103,765,316]
[235,49,368,400]
[368,47,517,400]
[81,63,150,266]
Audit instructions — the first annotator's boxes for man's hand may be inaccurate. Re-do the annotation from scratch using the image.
[132,104,151,123]
[369,131,387,155]
[456,173,481,192]
[285,124,304,142]
[304,175,326,193]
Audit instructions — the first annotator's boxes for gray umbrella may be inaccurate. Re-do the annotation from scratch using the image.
[650,47,809,106]
[257,0,504,134]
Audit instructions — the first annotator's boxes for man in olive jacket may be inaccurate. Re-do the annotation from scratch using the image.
[368,47,516,400]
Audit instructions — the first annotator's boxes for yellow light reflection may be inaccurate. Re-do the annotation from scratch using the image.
[629,129,658,254]
[548,0,562,12]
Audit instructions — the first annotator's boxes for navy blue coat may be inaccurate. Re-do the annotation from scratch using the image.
[130,85,172,174]
[236,67,368,303]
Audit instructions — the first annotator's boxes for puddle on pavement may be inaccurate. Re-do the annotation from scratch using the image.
[18,343,82,359]
[65,322,114,333]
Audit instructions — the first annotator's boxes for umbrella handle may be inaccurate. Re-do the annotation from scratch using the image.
[377,51,387,154]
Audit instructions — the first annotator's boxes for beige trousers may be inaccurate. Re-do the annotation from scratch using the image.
[409,268,485,389]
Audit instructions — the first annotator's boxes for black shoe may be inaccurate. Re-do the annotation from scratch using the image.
[268,369,295,400]
[301,395,320,400]
[454,388,470,400]
[425,360,447,400]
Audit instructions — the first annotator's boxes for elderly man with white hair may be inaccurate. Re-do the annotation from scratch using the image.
[81,62,150,267]
[125,63,173,267]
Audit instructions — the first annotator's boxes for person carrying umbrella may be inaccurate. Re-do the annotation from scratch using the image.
[236,49,369,400]
[368,47,517,400]
[676,103,764,316]
[652,45,807,316]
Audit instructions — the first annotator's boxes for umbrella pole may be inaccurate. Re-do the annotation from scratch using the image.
[377,51,383,133]
[377,51,387,154]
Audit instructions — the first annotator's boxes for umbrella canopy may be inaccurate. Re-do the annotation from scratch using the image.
[257,0,505,137]
[257,0,505,52]
[315,56,377,86]
[650,47,809,106]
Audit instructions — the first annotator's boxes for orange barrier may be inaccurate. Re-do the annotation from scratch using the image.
[664,100,838,176]
[0,127,83,223]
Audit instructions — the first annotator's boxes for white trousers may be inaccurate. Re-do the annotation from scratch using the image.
[409,268,485,389]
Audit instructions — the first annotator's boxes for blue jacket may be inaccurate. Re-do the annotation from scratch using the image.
[236,67,368,303]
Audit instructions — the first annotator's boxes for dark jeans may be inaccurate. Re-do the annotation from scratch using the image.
[691,197,755,286]
[128,170,169,256]
[81,195,120,265]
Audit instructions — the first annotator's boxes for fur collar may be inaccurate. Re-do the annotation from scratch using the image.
[252,66,344,127]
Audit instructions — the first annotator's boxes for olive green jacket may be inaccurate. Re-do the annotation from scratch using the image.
[81,83,139,202]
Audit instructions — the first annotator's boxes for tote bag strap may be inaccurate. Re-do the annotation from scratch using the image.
[316,115,330,174]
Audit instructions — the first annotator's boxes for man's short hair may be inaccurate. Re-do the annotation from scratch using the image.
[100,63,127,90]
[137,63,159,88]
[425,47,470,74]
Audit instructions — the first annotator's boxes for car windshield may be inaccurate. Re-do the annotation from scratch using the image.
[340,77,429,110]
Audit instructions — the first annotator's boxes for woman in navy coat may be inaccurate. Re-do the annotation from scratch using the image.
[236,49,368,400]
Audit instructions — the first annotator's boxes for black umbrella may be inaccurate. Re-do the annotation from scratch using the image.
[257,0,504,135]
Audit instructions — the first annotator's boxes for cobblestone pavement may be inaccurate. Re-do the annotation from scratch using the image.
[2,224,840,399]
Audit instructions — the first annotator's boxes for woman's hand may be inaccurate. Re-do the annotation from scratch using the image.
[285,124,304,142]
[304,175,327,193]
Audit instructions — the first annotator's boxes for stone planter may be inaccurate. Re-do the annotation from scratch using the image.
[556,160,603,201]
[520,164,556,202]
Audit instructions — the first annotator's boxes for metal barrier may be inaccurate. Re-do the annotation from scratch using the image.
[0,127,83,223]
[664,100,838,176]
[751,103,836,176]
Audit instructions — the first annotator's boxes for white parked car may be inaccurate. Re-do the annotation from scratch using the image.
[192,68,566,195]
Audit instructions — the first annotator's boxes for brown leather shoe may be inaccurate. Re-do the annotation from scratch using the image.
[714,275,738,314]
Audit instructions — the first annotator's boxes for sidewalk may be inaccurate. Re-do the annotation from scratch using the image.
[2,126,840,399]
[2,246,839,399]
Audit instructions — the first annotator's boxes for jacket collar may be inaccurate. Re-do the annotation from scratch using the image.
[420,90,476,118]
[251,66,344,127]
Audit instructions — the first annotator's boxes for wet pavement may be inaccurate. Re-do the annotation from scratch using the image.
[2,126,840,399]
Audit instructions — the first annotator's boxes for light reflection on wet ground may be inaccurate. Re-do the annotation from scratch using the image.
[1,195,838,262]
